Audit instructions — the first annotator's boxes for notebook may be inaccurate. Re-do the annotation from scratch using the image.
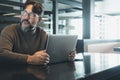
[46,34,78,64]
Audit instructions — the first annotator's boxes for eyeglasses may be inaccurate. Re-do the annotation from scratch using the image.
[21,10,39,18]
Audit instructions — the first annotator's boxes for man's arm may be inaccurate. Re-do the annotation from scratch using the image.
[0,25,49,65]
[0,26,28,64]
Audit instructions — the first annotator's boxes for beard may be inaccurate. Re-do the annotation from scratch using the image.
[21,19,35,32]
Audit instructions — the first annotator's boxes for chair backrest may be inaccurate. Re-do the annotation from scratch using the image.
[76,39,84,53]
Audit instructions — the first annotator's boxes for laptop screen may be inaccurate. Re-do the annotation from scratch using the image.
[46,35,78,63]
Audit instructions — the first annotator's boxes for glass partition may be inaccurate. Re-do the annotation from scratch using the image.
[92,0,120,39]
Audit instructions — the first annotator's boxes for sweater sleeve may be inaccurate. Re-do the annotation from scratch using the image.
[0,25,28,64]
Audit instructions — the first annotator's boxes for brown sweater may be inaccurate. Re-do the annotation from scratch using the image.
[0,24,48,64]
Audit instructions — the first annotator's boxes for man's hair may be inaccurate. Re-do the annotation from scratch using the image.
[23,0,43,15]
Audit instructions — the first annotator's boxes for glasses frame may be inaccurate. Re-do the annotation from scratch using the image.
[21,10,40,18]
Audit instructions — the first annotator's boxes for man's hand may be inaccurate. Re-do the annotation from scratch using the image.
[68,50,76,61]
[27,50,50,65]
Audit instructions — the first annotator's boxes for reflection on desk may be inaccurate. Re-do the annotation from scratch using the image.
[1,53,120,80]
[81,53,120,80]
[0,60,85,80]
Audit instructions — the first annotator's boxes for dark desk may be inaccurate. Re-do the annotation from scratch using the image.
[81,53,120,80]
[1,53,120,80]
[0,61,84,80]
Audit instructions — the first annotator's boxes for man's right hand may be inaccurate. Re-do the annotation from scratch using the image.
[27,50,50,65]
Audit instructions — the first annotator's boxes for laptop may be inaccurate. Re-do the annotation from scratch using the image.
[46,34,78,64]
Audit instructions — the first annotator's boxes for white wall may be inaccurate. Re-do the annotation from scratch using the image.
[84,42,120,53]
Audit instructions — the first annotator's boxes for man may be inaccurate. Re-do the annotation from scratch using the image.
[0,0,75,65]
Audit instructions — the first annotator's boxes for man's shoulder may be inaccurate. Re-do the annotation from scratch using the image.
[4,23,18,29]
[1,23,19,34]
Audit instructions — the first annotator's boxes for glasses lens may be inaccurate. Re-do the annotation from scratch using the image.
[29,13,35,17]
[21,10,39,18]
[21,11,27,16]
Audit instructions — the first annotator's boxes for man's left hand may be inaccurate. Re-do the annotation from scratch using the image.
[68,50,76,61]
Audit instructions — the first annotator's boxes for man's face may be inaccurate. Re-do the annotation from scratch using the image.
[21,4,40,31]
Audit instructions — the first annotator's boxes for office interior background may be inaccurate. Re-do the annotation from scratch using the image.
[0,0,120,52]
[1,1,120,79]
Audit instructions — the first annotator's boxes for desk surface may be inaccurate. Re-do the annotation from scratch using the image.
[1,53,120,80]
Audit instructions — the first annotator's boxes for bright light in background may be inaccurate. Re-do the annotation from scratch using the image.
[69,18,83,39]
